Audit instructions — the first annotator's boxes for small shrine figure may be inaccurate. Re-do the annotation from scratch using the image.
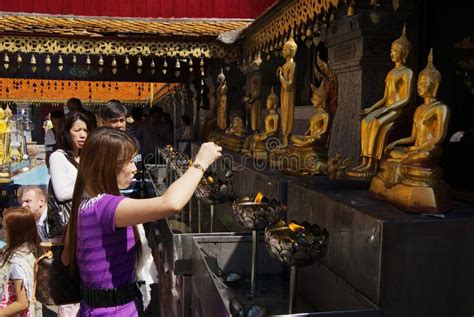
[243,55,263,134]
[347,25,414,179]
[0,106,12,165]
[225,116,246,137]
[370,49,451,213]
[277,35,297,148]
[217,114,247,152]
[242,87,279,160]
[216,69,228,132]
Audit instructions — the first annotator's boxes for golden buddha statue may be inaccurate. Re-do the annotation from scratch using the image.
[271,54,339,176]
[347,25,414,179]
[370,49,451,213]
[217,115,247,152]
[0,107,12,165]
[216,69,228,132]
[291,83,329,146]
[277,35,297,147]
[243,55,263,133]
[242,87,279,159]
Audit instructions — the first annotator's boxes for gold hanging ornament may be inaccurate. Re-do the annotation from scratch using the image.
[150,59,155,68]
[125,55,130,65]
[98,55,104,66]
[86,55,91,65]
[45,54,51,65]
[72,55,77,64]
[30,54,37,65]
[137,56,143,67]
[17,53,22,64]
[3,53,9,63]
[175,59,181,69]
[111,57,117,67]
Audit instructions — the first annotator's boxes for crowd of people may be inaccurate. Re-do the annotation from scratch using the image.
[0,98,218,316]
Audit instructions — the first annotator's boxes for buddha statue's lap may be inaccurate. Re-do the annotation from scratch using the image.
[370,49,451,213]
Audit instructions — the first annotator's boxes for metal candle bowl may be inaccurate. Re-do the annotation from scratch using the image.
[232,196,283,231]
[195,173,235,204]
[264,220,329,267]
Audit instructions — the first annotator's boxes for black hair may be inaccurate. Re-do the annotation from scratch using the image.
[50,110,65,119]
[130,106,143,121]
[99,99,127,120]
[60,111,91,155]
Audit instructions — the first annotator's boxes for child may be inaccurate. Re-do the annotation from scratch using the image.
[0,207,42,316]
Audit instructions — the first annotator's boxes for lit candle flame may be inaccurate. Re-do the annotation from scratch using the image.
[207,176,214,184]
[254,192,264,203]
[288,222,305,232]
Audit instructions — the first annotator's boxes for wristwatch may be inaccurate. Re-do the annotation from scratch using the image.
[192,163,206,173]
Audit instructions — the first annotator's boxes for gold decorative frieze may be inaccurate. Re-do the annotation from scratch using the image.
[0,35,240,59]
[242,0,342,59]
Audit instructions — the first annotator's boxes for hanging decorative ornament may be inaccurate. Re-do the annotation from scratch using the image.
[125,55,130,65]
[99,66,104,73]
[301,26,306,41]
[86,55,91,65]
[72,55,77,64]
[189,66,193,72]
[137,56,143,67]
[175,59,181,69]
[162,58,168,74]
[45,54,52,65]
[150,59,155,68]
[137,67,142,74]
[189,58,193,66]
[200,69,205,76]
[111,57,117,68]
[347,2,355,16]
[98,55,104,66]
[3,63,8,70]
[200,58,204,67]
[58,55,63,65]
[200,79,204,86]
[3,53,9,63]
[175,70,181,77]
[17,53,22,64]
[30,54,37,65]
[305,38,313,48]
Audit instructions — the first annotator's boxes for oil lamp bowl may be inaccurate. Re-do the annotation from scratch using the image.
[264,220,329,267]
[232,196,282,231]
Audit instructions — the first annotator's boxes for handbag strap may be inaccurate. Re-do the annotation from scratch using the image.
[32,250,53,303]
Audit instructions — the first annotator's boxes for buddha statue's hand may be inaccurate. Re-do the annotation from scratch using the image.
[276,67,282,79]
[360,107,372,116]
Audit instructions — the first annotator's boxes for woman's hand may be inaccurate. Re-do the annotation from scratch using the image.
[194,142,222,170]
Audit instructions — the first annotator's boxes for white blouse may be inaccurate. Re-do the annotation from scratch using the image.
[49,150,78,202]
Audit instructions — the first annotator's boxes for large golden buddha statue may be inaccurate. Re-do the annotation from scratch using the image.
[347,25,414,178]
[370,49,451,213]
[277,35,297,147]
[242,87,279,159]
[216,69,228,132]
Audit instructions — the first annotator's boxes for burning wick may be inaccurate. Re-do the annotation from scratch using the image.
[288,222,305,232]
[254,192,264,203]
[207,176,215,184]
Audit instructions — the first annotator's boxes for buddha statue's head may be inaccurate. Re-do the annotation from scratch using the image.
[310,83,326,109]
[282,34,297,59]
[418,49,441,98]
[231,116,244,130]
[266,87,279,110]
[391,24,411,64]
[217,68,226,86]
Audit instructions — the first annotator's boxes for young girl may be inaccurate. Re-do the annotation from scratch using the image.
[0,207,42,317]
[66,127,221,316]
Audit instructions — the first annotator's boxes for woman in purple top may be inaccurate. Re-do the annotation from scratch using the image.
[65,128,222,316]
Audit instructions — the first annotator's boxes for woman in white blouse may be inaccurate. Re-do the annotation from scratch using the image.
[49,111,90,202]
[48,111,90,317]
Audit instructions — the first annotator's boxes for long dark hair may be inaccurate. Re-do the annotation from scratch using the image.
[60,111,91,156]
[67,128,141,271]
[1,207,41,266]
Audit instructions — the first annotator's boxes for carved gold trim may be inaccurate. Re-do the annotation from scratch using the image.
[242,0,342,58]
[0,35,240,59]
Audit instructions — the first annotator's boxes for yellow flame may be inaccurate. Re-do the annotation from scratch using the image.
[207,176,214,184]
[254,192,264,203]
[288,222,305,232]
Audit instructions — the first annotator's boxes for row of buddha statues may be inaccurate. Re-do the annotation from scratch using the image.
[209,25,451,213]
[0,105,23,167]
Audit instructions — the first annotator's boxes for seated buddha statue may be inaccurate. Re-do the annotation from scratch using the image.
[347,25,414,179]
[243,87,279,159]
[217,115,247,152]
[370,49,451,213]
[290,83,329,147]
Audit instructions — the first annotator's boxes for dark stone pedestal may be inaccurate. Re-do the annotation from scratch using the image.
[287,176,474,317]
[192,235,379,316]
